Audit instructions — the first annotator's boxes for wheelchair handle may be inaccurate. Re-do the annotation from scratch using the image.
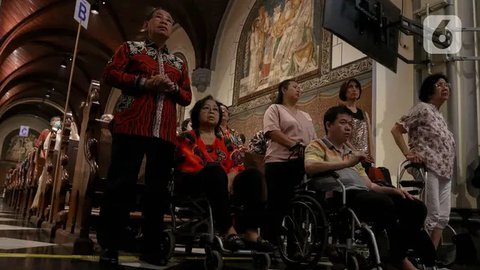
[404,162,426,170]
[396,159,427,188]
[287,142,305,160]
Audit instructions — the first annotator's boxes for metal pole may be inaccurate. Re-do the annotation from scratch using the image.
[48,22,82,222]
[474,0,480,157]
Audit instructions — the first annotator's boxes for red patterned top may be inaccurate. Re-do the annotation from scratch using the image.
[176,130,245,174]
[103,40,192,142]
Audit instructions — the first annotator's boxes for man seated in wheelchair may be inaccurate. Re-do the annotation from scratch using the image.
[175,95,274,252]
[304,105,436,270]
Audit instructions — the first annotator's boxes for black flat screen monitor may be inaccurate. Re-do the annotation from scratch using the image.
[323,0,401,72]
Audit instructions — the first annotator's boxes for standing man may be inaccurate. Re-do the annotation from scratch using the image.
[98,6,191,266]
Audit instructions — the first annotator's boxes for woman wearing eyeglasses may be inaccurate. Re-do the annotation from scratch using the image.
[391,73,455,249]
[175,95,274,252]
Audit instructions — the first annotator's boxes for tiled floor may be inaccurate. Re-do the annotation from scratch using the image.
[0,197,280,270]
[0,197,479,270]
[0,238,56,250]
[0,218,17,221]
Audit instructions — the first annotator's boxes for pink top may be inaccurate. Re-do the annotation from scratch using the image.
[263,104,317,163]
[398,102,455,179]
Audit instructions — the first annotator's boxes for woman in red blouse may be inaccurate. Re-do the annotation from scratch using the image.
[176,95,273,252]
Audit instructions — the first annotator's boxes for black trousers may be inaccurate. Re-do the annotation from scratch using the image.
[175,165,265,234]
[346,190,436,266]
[264,159,305,241]
[97,134,174,254]
[231,168,266,232]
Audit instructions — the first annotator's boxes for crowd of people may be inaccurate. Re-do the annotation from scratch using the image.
[95,5,456,270]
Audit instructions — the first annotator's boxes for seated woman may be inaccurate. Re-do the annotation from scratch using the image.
[175,95,273,252]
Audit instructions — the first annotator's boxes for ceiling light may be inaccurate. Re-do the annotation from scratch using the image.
[91,2,100,14]
[60,60,67,69]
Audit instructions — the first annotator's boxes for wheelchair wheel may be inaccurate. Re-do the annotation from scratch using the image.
[252,253,271,270]
[347,253,360,270]
[334,251,382,270]
[278,194,327,268]
[204,249,223,270]
[354,227,383,270]
[162,229,175,259]
[436,224,456,266]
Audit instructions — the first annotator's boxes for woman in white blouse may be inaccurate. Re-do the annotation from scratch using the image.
[391,73,455,249]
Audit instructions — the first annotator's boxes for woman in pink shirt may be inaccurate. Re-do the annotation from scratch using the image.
[263,79,317,241]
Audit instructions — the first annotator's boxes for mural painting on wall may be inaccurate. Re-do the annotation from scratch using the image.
[2,130,39,162]
[235,0,321,103]
[229,80,372,143]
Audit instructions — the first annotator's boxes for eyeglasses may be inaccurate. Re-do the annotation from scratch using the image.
[201,106,219,113]
[435,82,451,88]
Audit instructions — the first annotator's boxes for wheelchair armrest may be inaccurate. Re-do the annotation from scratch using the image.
[399,180,424,189]
[310,171,340,179]
[308,171,346,205]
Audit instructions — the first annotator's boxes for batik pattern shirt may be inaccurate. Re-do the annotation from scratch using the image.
[104,40,192,143]
[176,130,245,174]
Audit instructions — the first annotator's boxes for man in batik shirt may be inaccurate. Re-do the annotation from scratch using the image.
[98,6,191,266]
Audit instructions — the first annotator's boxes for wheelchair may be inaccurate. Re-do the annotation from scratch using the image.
[397,160,457,267]
[277,172,383,270]
[163,170,272,270]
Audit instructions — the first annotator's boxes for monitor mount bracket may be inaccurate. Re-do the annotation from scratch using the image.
[355,0,480,65]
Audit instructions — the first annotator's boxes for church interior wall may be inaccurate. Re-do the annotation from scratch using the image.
[208,0,257,106]
[210,0,373,151]
[0,114,49,188]
[166,25,198,118]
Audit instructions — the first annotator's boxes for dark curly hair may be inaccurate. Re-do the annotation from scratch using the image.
[190,95,223,136]
[339,78,362,101]
[180,118,191,132]
[419,73,448,102]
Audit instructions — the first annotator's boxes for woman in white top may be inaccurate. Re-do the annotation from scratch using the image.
[263,79,317,241]
[391,73,455,249]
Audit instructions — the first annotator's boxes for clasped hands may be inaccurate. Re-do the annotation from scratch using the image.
[144,74,177,93]
[343,150,375,166]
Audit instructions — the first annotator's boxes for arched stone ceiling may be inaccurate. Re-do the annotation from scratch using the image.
[0,0,229,125]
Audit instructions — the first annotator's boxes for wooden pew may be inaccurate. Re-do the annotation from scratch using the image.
[31,128,58,227]
[28,129,51,221]
[41,114,74,238]
[19,152,35,217]
[55,81,101,253]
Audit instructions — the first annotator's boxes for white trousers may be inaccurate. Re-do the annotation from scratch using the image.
[423,170,451,230]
